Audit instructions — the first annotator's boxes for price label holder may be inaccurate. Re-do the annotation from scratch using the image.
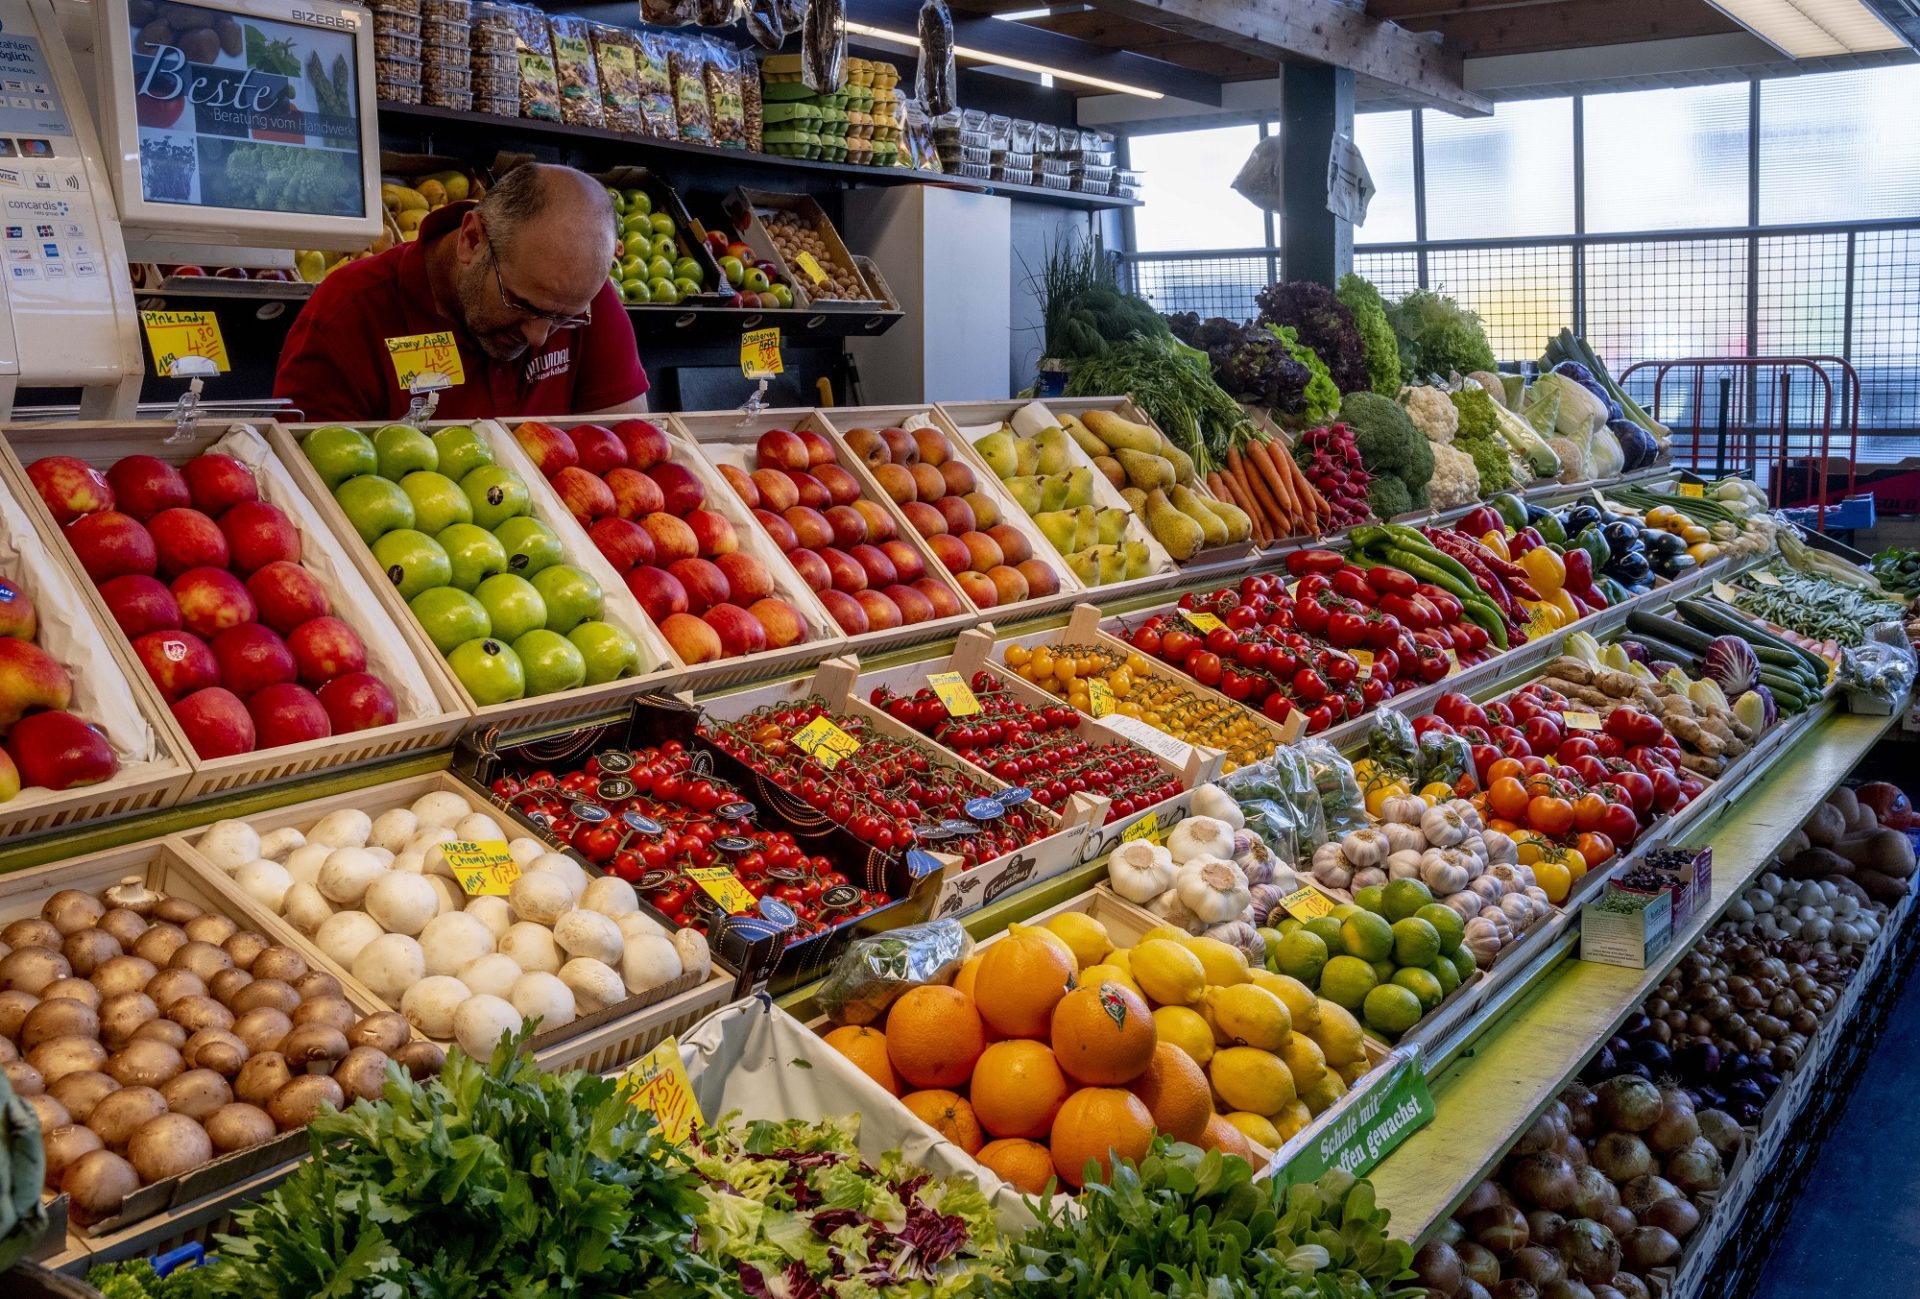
[1121,811,1159,843]
[794,250,828,285]
[1443,647,1460,676]
[447,840,520,896]
[1280,884,1337,922]
[1087,677,1115,718]
[142,311,229,378]
[928,670,979,716]
[619,1036,705,1145]
[792,715,861,769]
[1678,482,1704,499]
[1751,570,1782,587]
[686,866,758,915]
[1179,609,1225,633]
[741,327,783,379]
[1561,710,1604,731]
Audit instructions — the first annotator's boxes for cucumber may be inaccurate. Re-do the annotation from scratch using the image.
[1757,669,1812,712]
[1626,610,1716,656]
[1673,597,1828,679]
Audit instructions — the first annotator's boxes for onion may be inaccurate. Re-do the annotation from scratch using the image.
[1595,1076,1662,1131]
[1470,1203,1530,1257]
[1413,1241,1465,1295]
[1695,1110,1745,1160]
[1493,1283,1541,1299]
[1646,1091,1699,1155]
[1621,1226,1679,1272]
[1457,1241,1501,1288]
[1560,1085,1598,1138]
[1611,1274,1651,1299]
[1512,1244,1566,1287]
[1512,1153,1579,1211]
[1541,1279,1596,1299]
[1571,1166,1621,1220]
[1665,1138,1725,1194]
[1557,1219,1622,1285]
[1642,1196,1700,1241]
[1515,1108,1568,1157]
[1591,1132,1654,1184]
[1437,1217,1467,1248]
[1457,1180,1505,1221]
[1620,1174,1682,1216]
[1599,1204,1638,1240]
[1558,1131,1589,1169]
[1525,1211,1568,1248]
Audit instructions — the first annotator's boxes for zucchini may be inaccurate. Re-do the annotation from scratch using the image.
[1626,610,1716,656]
[1673,597,1828,679]
[1626,633,1705,671]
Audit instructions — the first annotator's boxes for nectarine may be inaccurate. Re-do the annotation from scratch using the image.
[818,589,868,635]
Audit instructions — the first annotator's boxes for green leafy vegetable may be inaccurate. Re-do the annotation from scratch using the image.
[1339,390,1433,515]
[1269,324,1342,428]
[202,143,359,217]
[1037,236,1169,361]
[1385,288,1497,380]
[86,1259,200,1299]
[1339,274,1402,396]
[243,24,300,76]
[1448,386,1517,493]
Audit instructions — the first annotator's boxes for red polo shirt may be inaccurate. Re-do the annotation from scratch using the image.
[274,202,647,422]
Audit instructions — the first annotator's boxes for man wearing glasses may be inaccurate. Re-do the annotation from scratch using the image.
[275,163,648,421]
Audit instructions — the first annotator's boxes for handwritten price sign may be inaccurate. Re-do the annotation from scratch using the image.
[620,1036,705,1146]
[792,715,861,769]
[740,327,783,379]
[446,840,520,896]
[385,331,466,393]
[929,670,980,716]
[140,311,229,377]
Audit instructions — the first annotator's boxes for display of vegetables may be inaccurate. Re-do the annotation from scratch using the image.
[1338,274,1402,397]
[1292,424,1374,529]
[1545,631,1761,778]
[1627,599,1829,717]
[1867,547,1920,598]
[1256,280,1372,396]
[1166,313,1338,428]
[1384,288,1497,381]
[1769,781,1917,904]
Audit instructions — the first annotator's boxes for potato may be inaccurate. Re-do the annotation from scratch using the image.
[28,1034,108,1084]
[160,1069,232,1122]
[233,1007,294,1055]
[268,1074,345,1130]
[87,1085,168,1150]
[21,996,99,1049]
[99,992,159,1048]
[332,1045,391,1102]
[43,1123,104,1190]
[1,945,71,994]
[233,1052,293,1108]
[183,1028,249,1077]
[63,1148,139,1226]
[108,1038,185,1089]
[129,1111,214,1182]
[205,1102,275,1153]
[345,1011,409,1054]
[61,929,122,977]
[91,955,158,1000]
[48,1070,120,1123]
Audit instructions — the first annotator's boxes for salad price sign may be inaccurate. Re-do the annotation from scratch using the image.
[1678,482,1705,499]
[386,331,465,393]
[140,311,229,377]
[447,841,520,896]
[620,1036,705,1146]
[792,715,861,769]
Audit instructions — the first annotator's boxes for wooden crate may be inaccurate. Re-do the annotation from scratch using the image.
[0,423,469,800]
[175,769,736,1073]
[667,406,975,652]
[268,418,686,736]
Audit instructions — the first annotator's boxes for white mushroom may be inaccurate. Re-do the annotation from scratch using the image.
[315,911,384,968]
[558,958,626,1014]
[317,848,385,906]
[393,848,427,875]
[464,895,512,942]
[458,952,523,999]
[284,843,332,886]
[452,994,522,1059]
[365,873,439,937]
[523,854,587,905]
[309,809,374,849]
[198,820,261,872]
[581,876,639,918]
[508,971,575,1031]
[399,976,469,1039]
[418,911,495,978]
[283,882,335,934]
[508,873,573,926]
[368,809,420,854]
[673,928,712,982]
[453,813,506,844]
[352,933,425,1003]
[424,876,463,917]
[257,828,306,862]
[233,859,293,912]
[498,922,561,975]
[508,838,545,867]
[366,847,395,868]
[615,911,668,942]
[552,909,622,964]
[409,791,473,830]
[621,934,682,994]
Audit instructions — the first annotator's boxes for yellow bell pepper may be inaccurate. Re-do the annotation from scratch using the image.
[1519,546,1565,595]
[1478,531,1511,562]
[1549,588,1581,625]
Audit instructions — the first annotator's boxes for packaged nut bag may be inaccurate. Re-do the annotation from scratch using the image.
[548,14,603,127]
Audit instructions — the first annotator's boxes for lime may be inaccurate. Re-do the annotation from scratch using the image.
[1449,946,1477,981]
[1363,983,1424,1038]
[1257,926,1287,962]
[1353,883,1386,915]
[1340,911,1394,963]
[1371,959,1396,984]
[1382,878,1435,922]
[1392,967,1445,1012]
[1318,955,1379,1011]
[1275,930,1329,985]
[1391,917,1441,968]
[1304,916,1346,955]
[1427,956,1462,996]
[1416,904,1467,956]
[1331,902,1364,922]
[1278,918,1303,936]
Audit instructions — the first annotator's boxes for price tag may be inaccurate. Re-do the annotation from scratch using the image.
[1087,677,1115,718]
[140,311,229,377]
[1561,710,1604,731]
[793,250,828,285]
[446,840,519,896]
[1752,570,1782,587]
[1712,581,1743,602]
[1678,482,1704,499]
[1443,647,1461,675]
[384,330,464,393]
[1350,648,1374,670]
[928,670,979,716]
[792,714,861,768]
[619,1036,704,1146]
[1279,884,1336,922]
[1120,811,1159,843]
[1179,609,1225,633]
[741,327,783,379]
[686,866,758,915]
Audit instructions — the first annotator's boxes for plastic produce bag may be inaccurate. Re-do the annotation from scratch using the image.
[803,0,847,93]
[1230,135,1285,213]
[1839,633,1916,713]
[1299,738,1368,839]
[915,0,955,114]
[641,0,697,26]
[744,0,787,49]
[1418,730,1475,792]
[1363,704,1420,784]
[1215,761,1304,868]
[815,919,973,1026]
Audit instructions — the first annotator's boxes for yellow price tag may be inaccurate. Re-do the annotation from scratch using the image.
[1179,609,1225,633]
[140,311,229,377]
[1443,647,1460,675]
[1350,648,1374,670]
[1678,482,1704,499]
[741,326,783,379]
[1120,811,1159,843]
[793,250,828,285]
[1712,581,1743,602]
[619,1036,704,1146]
[446,840,520,896]
[1752,570,1782,587]
[1087,677,1115,718]
[687,866,757,914]
[384,330,465,393]
[1561,710,1604,731]
[792,714,862,769]
[928,670,979,716]
[1280,885,1336,922]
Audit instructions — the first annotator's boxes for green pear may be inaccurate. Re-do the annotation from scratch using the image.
[1005,476,1045,516]
[1034,510,1079,555]
[1172,485,1228,546]
[1123,540,1154,580]
[1039,474,1070,513]
[1157,436,1197,485]
[1093,455,1127,492]
[1116,448,1174,492]
[1013,437,1041,477]
[1096,544,1128,584]
[1062,467,1095,509]
[1145,488,1204,561]
[975,430,1019,479]
[1035,426,1071,475]
[1120,486,1148,514]
[1062,414,1109,458]
[1067,548,1101,585]
[1072,505,1098,551]
[1096,507,1130,546]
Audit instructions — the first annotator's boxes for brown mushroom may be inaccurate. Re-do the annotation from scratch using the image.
[232,1052,292,1107]
[207,968,253,1005]
[394,1040,445,1080]
[290,996,356,1036]
[42,1123,104,1190]
[182,914,237,946]
[63,1148,139,1226]
[41,977,101,1009]
[61,929,122,977]
[331,1045,391,1102]
[27,1035,107,1084]
[100,877,162,917]
[169,940,234,982]
[97,992,158,1048]
[204,1102,275,1153]
[48,1070,120,1123]
[21,997,99,1049]
[108,1038,184,1089]
[346,1011,410,1055]
[91,954,158,1000]
[293,971,344,1002]
[182,1028,248,1077]
[144,967,207,1013]
[0,946,71,994]
[131,922,188,967]
[129,1018,188,1049]
[96,908,149,949]
[41,889,106,936]
[228,978,297,1016]
[159,1069,232,1122]
[267,1074,344,1130]
[128,1112,214,1183]
[222,931,268,971]
[86,1084,169,1150]
[250,947,309,984]
[1,917,59,949]
[167,994,234,1035]
[2,1060,44,1095]
[152,896,204,926]
[279,1024,348,1070]
[24,1092,69,1130]
[233,1007,293,1055]
[0,988,37,1037]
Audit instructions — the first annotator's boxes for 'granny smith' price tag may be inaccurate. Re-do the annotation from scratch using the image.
[741,327,783,379]
[1280,884,1336,922]
[1180,609,1225,633]
[141,311,229,377]
[1086,677,1115,718]
[1561,710,1604,731]
[384,330,464,393]
[1120,811,1159,844]
[1678,482,1704,499]
[686,866,757,915]
[447,840,519,896]
[1752,570,1782,587]
[792,715,861,768]
[620,1036,704,1146]
[928,670,979,716]
[793,250,828,285]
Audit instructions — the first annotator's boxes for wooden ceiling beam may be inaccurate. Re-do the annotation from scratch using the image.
[1396,0,1737,55]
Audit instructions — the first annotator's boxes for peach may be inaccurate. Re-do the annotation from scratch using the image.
[964,492,1002,529]
[884,584,935,626]
[853,500,896,541]
[783,470,829,510]
[842,427,889,467]
[873,464,916,505]
[588,517,654,571]
[913,578,962,619]
[665,558,730,614]
[1016,558,1061,598]
[911,428,951,466]
[718,463,759,508]
[940,460,977,497]
[148,508,229,579]
[818,547,867,594]
[755,428,811,472]
[823,505,868,549]
[880,428,919,466]
[569,424,629,476]
[659,611,721,664]
[514,422,578,476]
[960,531,1005,573]
[624,566,689,623]
[751,469,799,513]
[986,524,1032,566]
[639,512,699,565]
[644,463,705,515]
[686,509,739,557]
[606,467,665,519]
[703,603,767,657]
[988,565,1030,606]
[782,506,833,551]
[798,429,837,468]
[818,589,868,635]
[552,466,616,524]
[879,540,925,584]
[954,570,998,609]
[786,548,832,592]
[611,419,670,470]
[933,496,976,536]
[854,589,903,630]
[901,501,946,537]
[748,597,806,648]
[850,544,898,589]
[928,534,971,575]
[908,463,946,503]
[814,463,862,507]
[754,508,798,551]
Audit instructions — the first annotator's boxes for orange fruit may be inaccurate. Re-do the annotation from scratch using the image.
[885,985,986,1089]
[1199,1112,1253,1160]
[953,953,983,1001]
[978,1138,1057,1195]
[970,1039,1071,1140]
[822,1025,900,1096]
[1050,981,1155,1086]
[902,1088,984,1154]
[1049,1087,1154,1188]
[1126,1042,1212,1144]
[972,927,1076,1039]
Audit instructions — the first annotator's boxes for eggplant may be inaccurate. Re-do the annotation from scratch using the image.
[1609,550,1653,587]
[1565,505,1603,534]
[1602,519,1642,552]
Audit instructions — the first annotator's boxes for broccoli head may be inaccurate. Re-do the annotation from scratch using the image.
[1367,474,1413,521]
[1341,390,1432,489]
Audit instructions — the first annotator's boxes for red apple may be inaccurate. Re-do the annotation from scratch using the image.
[715,552,773,603]
[754,508,797,551]
[880,428,920,465]
[901,501,946,537]
[605,467,666,520]
[748,597,805,648]
[909,464,946,503]
[1016,559,1061,598]
[955,570,998,609]
[638,512,698,565]
[589,517,654,571]
[552,466,616,524]
[782,506,832,551]
[986,524,1032,565]
[246,561,330,635]
[750,469,798,513]
[933,496,976,536]
[666,558,730,613]
[914,578,962,618]
[912,428,953,466]
[134,630,219,702]
[961,531,1005,573]
[988,565,1030,606]
[171,567,256,639]
[755,428,810,472]
[786,548,831,592]
[28,456,114,524]
[182,454,257,515]
[703,603,766,657]
[854,589,903,631]
[624,566,689,623]
[941,460,977,497]
[813,463,862,507]
[884,584,936,626]
[818,547,866,594]
[823,505,868,549]
[147,507,228,578]
[0,578,32,640]
[317,671,398,733]
[818,589,867,635]
[798,429,837,468]
[645,463,705,515]
[7,710,117,789]
[686,509,738,557]
[659,611,721,664]
[568,423,628,476]
[783,470,829,510]
[718,463,759,508]
[66,512,156,582]
[209,623,297,697]
[515,421,578,476]
[219,500,301,574]
[879,540,926,584]
[873,464,916,505]
[612,419,670,470]
[288,616,366,685]
[928,533,971,575]
[99,574,181,637]
[0,638,71,727]
[107,455,190,521]
[843,428,889,467]
[850,544,898,589]
[247,681,331,747]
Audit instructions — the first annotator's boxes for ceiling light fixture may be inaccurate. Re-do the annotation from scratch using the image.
[1705,0,1907,58]
[844,21,1166,98]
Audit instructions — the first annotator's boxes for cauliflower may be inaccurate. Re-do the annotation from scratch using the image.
[1550,435,1590,484]
[1401,385,1459,443]
[1428,442,1482,510]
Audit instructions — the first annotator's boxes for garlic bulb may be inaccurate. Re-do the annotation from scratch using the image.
[1146,886,1204,933]
[1108,840,1175,903]
[1188,784,1245,830]
[1173,857,1251,924]
[1168,816,1236,865]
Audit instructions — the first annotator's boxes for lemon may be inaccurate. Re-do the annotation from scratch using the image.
[1340,911,1394,963]
[1363,983,1424,1038]
[1427,956,1462,996]
[1106,947,1133,976]
[1012,922,1081,974]
[1303,916,1346,954]
[1339,1058,1372,1085]
[1182,935,1249,986]
[1224,1111,1282,1150]
[1249,970,1320,1033]
[1352,883,1386,915]
[1279,1033,1328,1096]
[1153,1005,1216,1068]
[1209,1046,1296,1114]
[1318,955,1378,1011]
[1269,1099,1313,1141]
[1381,878,1434,921]
[1141,923,1191,946]
[1204,983,1291,1051]
[1043,912,1112,969]
[1308,998,1365,1067]
[1079,963,1144,1002]
[1391,917,1441,968]
[1416,904,1466,956]
[1273,929,1329,986]
[1132,939,1206,1006]
[1300,1068,1347,1116]
[1393,967,1445,1012]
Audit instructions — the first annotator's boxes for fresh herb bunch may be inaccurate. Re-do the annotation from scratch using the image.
[87,1259,200,1299]
[1256,280,1371,395]
[1038,236,1168,360]
[1000,1141,1420,1299]
[188,1035,728,1299]
[1338,274,1402,396]
[1385,288,1497,380]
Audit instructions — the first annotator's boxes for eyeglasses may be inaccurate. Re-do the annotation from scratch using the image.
[481,217,592,330]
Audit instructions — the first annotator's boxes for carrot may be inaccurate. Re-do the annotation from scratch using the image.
[1249,440,1300,537]
[1221,469,1269,545]
[1283,448,1325,531]
[1228,446,1286,536]
[1208,471,1261,544]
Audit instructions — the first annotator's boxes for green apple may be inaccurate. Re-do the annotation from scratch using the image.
[649,212,674,237]
[672,277,700,299]
[410,586,491,654]
[493,516,564,576]
[448,637,525,705]
[622,278,650,304]
[569,621,640,684]
[400,470,472,535]
[718,255,744,287]
[673,256,703,285]
[430,425,494,480]
[530,563,602,633]
[650,234,675,260]
[371,528,451,599]
[647,255,674,281]
[461,464,531,529]
[648,278,680,306]
[334,474,414,544]
[619,253,647,281]
[606,186,626,214]
[304,425,377,488]
[623,188,651,216]
[742,267,771,294]
[512,628,586,696]
[770,283,794,309]
[620,213,651,242]
[372,423,436,479]
[473,572,546,642]
[436,522,507,590]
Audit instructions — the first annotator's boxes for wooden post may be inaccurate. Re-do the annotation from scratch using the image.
[1281,64,1355,288]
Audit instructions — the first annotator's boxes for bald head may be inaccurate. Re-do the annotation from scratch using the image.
[449,163,617,362]
[479,163,618,266]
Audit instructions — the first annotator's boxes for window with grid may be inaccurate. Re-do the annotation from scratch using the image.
[1126,125,1266,253]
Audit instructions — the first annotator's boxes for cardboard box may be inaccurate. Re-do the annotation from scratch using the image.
[1581,884,1673,968]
